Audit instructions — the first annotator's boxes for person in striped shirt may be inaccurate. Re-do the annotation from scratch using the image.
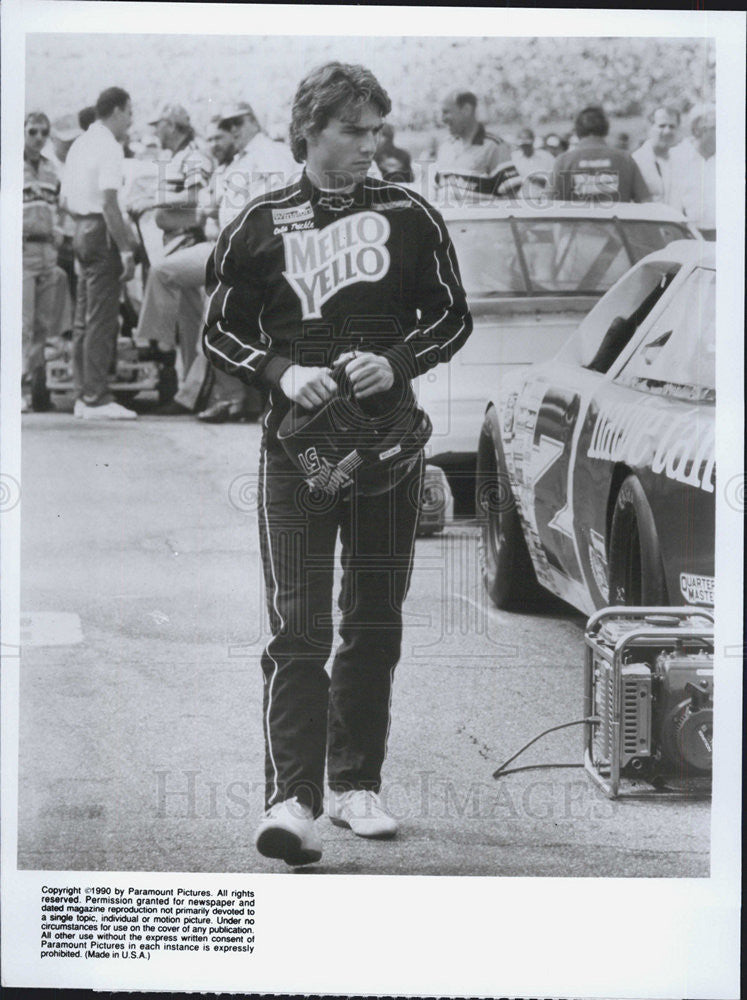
[22,110,67,412]
[433,90,521,204]
[131,103,213,391]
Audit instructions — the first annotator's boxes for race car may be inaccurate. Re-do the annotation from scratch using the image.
[476,240,715,615]
[415,200,697,516]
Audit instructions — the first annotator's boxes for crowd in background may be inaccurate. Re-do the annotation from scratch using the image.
[21,80,716,418]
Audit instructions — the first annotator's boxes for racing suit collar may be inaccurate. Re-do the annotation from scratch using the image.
[300,169,368,212]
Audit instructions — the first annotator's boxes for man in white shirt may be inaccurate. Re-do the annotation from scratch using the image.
[64,86,140,419]
[511,128,555,200]
[130,103,213,392]
[668,103,716,239]
[155,106,296,420]
[180,102,296,422]
[215,101,298,228]
[632,105,681,204]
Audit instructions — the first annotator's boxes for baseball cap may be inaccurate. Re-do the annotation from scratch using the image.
[217,102,255,128]
[148,102,191,128]
[51,113,82,142]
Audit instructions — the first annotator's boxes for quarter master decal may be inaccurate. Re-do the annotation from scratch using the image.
[679,573,715,606]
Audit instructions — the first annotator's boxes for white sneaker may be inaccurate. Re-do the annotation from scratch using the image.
[328,789,399,839]
[80,401,137,421]
[254,797,322,866]
[73,399,86,418]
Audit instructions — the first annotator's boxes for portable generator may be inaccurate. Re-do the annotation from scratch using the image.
[584,606,714,798]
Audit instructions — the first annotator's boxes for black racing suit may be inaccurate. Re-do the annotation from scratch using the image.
[203,171,472,817]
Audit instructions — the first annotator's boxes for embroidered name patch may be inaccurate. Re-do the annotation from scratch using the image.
[282,211,391,319]
[272,203,314,224]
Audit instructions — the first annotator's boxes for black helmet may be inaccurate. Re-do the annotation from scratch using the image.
[277,369,431,497]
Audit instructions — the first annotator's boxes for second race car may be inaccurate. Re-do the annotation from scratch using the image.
[476,239,715,615]
[414,199,697,519]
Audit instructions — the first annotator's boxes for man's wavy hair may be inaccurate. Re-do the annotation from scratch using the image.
[289,62,392,163]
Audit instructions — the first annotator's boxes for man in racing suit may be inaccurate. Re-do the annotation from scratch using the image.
[203,61,472,866]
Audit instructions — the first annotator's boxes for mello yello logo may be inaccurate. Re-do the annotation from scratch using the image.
[282,211,391,319]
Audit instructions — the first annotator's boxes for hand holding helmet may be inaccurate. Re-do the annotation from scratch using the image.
[277,354,432,498]
[279,364,338,409]
[332,351,394,398]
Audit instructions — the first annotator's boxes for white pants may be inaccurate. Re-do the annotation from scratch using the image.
[136,241,212,374]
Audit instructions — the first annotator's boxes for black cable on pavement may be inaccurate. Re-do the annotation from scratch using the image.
[492,717,599,779]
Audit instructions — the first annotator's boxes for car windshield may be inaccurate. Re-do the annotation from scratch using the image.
[447,218,691,298]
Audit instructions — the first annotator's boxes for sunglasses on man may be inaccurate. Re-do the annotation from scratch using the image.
[27,127,50,138]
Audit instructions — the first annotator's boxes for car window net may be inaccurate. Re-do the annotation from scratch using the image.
[585,269,678,373]
[621,268,716,393]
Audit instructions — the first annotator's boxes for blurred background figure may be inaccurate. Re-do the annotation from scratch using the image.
[46,113,82,174]
[632,104,680,204]
[47,113,82,325]
[78,105,96,132]
[551,105,650,203]
[190,101,295,422]
[64,86,141,420]
[511,127,555,198]
[613,130,631,151]
[434,89,520,201]
[22,110,67,412]
[669,103,716,239]
[542,132,567,157]
[129,102,213,398]
[213,101,297,218]
[159,117,246,418]
[129,134,161,161]
[155,102,294,422]
[374,122,414,182]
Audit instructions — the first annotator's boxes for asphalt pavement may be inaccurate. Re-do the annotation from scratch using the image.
[16,398,710,876]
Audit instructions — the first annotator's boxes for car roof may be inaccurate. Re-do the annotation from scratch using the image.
[439,199,691,224]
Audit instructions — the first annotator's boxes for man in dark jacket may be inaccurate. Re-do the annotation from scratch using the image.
[551,105,650,204]
[203,61,473,866]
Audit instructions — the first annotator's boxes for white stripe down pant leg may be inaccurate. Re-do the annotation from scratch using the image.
[256,442,424,818]
[257,443,338,818]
